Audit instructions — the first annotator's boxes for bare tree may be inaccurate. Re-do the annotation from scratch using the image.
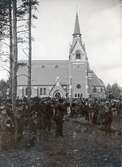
[27,0,32,100]
[9,0,13,97]
[12,0,18,110]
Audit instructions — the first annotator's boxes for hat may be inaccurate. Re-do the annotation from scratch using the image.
[0,106,5,110]
[1,109,7,115]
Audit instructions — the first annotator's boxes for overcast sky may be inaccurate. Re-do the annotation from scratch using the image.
[0,0,121,86]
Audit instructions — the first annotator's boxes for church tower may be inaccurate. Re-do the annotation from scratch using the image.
[69,13,88,98]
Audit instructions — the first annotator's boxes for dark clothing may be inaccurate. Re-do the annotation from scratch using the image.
[54,103,65,137]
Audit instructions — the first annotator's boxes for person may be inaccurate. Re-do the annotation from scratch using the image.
[46,102,53,132]
[0,107,15,150]
[84,101,89,121]
[14,107,24,142]
[117,101,122,118]
[70,103,76,117]
[104,103,113,135]
[54,99,65,137]
[66,103,71,116]
[92,101,100,125]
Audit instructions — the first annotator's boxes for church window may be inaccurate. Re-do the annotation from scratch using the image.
[75,50,81,60]
[40,88,42,95]
[75,93,77,98]
[37,88,39,97]
[78,94,80,98]
[66,93,68,97]
[76,84,81,89]
[93,86,97,93]
[55,65,58,68]
[25,88,31,96]
[76,53,81,59]
[44,88,46,95]
[22,88,24,97]
[25,88,28,96]
[101,88,103,92]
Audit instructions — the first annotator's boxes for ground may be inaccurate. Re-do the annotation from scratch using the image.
[0,116,121,167]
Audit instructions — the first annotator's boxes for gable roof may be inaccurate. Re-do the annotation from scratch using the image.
[49,80,66,97]
[17,60,69,86]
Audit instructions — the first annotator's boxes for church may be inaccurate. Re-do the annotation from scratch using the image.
[17,13,105,99]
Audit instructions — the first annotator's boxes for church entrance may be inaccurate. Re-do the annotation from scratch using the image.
[53,91,61,98]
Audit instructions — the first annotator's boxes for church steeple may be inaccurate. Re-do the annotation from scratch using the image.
[73,12,81,37]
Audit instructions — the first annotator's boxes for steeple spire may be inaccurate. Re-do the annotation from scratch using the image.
[73,12,81,37]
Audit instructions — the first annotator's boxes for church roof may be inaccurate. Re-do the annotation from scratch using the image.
[17,60,69,86]
[73,12,81,36]
[88,71,104,87]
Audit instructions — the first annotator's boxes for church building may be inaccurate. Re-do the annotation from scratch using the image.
[17,13,105,99]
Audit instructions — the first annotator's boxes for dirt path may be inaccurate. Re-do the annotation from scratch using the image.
[0,117,121,167]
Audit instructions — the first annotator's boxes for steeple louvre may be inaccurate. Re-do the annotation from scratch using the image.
[73,12,81,37]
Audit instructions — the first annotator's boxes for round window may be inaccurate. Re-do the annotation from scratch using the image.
[76,84,81,89]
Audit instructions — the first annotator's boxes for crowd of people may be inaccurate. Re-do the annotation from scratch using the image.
[0,96,121,150]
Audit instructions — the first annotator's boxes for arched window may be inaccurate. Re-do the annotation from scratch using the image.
[25,88,28,96]
[93,86,97,93]
[80,93,83,98]
[75,50,81,60]
[40,88,42,95]
[78,94,80,98]
[44,88,46,95]
[37,88,39,97]
[22,88,24,97]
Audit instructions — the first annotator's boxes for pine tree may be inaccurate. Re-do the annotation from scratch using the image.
[0,0,39,101]
[111,83,120,98]
[0,0,9,39]
[18,0,39,100]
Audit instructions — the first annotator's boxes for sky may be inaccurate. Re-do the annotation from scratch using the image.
[0,0,121,86]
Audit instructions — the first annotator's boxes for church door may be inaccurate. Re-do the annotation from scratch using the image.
[53,91,61,98]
